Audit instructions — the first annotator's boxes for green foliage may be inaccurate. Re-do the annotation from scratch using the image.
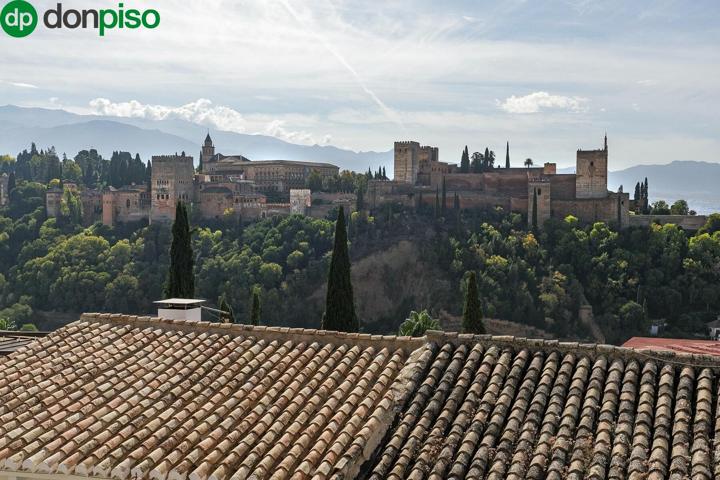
[462,271,485,334]
[698,213,720,236]
[670,199,689,215]
[650,200,671,215]
[165,202,195,298]
[398,310,440,337]
[321,207,358,332]
[460,146,469,173]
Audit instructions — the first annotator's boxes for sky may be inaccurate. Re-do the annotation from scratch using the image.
[1,0,719,169]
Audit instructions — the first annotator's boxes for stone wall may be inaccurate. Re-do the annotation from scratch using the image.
[551,191,630,228]
[0,174,8,207]
[629,214,709,231]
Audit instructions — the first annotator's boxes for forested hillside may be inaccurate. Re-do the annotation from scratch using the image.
[1,177,719,344]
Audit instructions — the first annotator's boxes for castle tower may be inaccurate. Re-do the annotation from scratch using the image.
[394,141,420,184]
[528,179,551,229]
[150,153,195,223]
[575,135,609,199]
[200,133,215,173]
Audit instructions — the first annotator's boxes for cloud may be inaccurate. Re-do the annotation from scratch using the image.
[88,98,331,146]
[2,81,38,89]
[499,92,588,114]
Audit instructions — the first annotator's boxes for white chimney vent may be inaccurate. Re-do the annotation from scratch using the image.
[154,298,206,322]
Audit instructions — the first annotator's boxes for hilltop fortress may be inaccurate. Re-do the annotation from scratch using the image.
[46,135,341,226]
[369,136,632,228]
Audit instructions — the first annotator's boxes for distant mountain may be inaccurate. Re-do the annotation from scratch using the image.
[0,105,393,172]
[560,161,719,214]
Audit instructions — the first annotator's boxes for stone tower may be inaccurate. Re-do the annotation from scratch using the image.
[528,179,551,228]
[394,141,420,184]
[150,153,195,223]
[200,133,215,172]
[575,134,608,199]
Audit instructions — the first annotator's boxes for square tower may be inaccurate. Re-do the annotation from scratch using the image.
[575,135,608,199]
[150,154,195,223]
[394,141,420,184]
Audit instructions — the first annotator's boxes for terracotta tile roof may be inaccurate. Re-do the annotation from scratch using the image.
[2,317,720,480]
[0,314,425,480]
[367,332,720,480]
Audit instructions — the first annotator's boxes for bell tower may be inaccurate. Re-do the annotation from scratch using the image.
[200,133,215,172]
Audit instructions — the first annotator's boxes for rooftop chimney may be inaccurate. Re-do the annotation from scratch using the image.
[154,298,206,322]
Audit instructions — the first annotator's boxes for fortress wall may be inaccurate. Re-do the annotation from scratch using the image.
[551,193,628,226]
[432,169,543,196]
[629,214,709,231]
[549,174,577,200]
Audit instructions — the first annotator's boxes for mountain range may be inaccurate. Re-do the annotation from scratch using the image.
[0,105,717,214]
[0,105,393,173]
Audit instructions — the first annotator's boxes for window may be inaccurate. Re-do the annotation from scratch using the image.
[538,189,542,195]
[126,199,131,208]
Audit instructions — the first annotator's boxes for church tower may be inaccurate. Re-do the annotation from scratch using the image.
[200,133,215,173]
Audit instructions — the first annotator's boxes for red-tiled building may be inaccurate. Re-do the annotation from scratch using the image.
[1,315,718,479]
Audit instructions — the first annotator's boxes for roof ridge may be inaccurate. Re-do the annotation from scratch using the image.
[79,313,425,355]
[424,330,720,369]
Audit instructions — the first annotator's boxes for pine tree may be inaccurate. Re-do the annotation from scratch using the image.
[462,272,485,334]
[218,296,235,323]
[460,146,470,173]
[250,289,261,326]
[532,188,538,230]
[505,141,510,168]
[321,207,358,332]
[164,202,195,298]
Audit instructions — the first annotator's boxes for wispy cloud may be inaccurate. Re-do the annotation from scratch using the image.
[498,92,589,114]
[2,81,38,89]
[277,0,404,130]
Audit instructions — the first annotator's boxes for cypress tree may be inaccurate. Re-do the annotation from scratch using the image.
[462,272,485,334]
[441,176,447,216]
[164,201,195,298]
[250,289,261,326]
[460,146,470,173]
[355,186,364,212]
[505,141,510,168]
[218,296,234,323]
[7,171,15,193]
[634,182,640,202]
[434,187,440,218]
[321,207,358,332]
[382,166,386,179]
[532,188,538,230]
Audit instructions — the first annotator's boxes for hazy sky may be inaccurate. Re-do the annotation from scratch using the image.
[1,0,719,168]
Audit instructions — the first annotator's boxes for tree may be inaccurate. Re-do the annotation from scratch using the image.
[460,146,470,173]
[634,182,640,202]
[462,271,485,333]
[218,296,235,323]
[7,172,15,193]
[532,188,538,230]
[165,202,195,298]
[650,200,671,215]
[670,199,689,215]
[250,288,261,325]
[505,141,510,168]
[441,176,447,216]
[471,152,483,173]
[398,310,440,337]
[321,207,358,332]
[524,158,534,168]
[382,166,387,179]
[356,186,365,212]
[698,214,720,236]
